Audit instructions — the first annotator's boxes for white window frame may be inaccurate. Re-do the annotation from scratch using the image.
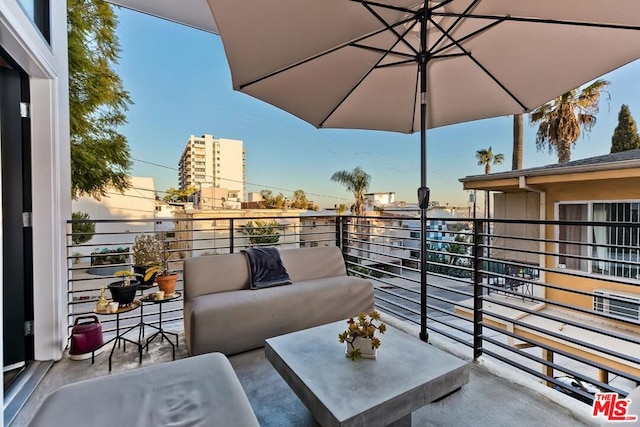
[555,199,640,283]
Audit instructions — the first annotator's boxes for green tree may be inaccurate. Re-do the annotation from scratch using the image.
[290,189,309,209]
[258,190,285,209]
[71,211,95,245]
[163,186,197,203]
[243,220,281,245]
[530,79,609,163]
[611,104,640,153]
[475,146,504,174]
[68,0,133,199]
[289,189,318,210]
[476,147,504,218]
[330,166,371,216]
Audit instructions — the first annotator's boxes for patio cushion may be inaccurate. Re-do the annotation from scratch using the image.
[183,246,374,356]
[29,353,259,427]
[185,275,374,356]
[280,245,347,282]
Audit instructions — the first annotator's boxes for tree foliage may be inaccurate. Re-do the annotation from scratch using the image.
[475,146,504,174]
[257,189,318,210]
[258,190,285,209]
[163,186,198,203]
[610,104,640,153]
[530,80,609,163]
[330,166,371,216]
[68,0,133,199]
[71,211,95,245]
[243,220,281,245]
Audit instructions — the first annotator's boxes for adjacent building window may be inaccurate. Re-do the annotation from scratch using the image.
[593,290,640,322]
[557,201,640,280]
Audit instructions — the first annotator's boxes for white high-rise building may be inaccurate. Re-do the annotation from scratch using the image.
[178,134,246,202]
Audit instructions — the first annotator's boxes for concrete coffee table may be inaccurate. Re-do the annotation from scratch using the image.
[265,320,469,427]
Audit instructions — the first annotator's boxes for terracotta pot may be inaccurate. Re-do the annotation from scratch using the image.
[155,274,178,295]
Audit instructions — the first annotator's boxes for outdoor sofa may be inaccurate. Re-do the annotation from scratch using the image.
[183,246,375,356]
[29,353,260,427]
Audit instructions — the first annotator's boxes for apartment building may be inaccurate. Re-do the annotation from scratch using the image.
[178,134,246,202]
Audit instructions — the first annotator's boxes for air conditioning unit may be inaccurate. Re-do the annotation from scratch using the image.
[593,289,640,322]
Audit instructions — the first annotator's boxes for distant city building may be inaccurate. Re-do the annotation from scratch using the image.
[178,134,246,202]
[365,192,395,209]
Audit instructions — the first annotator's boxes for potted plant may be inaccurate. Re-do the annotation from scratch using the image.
[338,311,386,361]
[108,270,142,305]
[132,234,162,287]
[144,234,178,296]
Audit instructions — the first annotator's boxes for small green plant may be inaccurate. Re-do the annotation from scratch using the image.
[242,220,281,245]
[72,251,83,264]
[338,311,386,361]
[90,247,129,265]
[113,270,142,286]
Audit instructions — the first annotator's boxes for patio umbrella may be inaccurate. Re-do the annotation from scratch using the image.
[109,0,640,341]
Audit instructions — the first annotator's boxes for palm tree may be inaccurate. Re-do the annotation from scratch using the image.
[512,114,523,170]
[530,79,610,163]
[475,147,504,219]
[475,146,505,174]
[330,166,371,216]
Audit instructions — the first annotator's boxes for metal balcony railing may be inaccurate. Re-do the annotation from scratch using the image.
[66,214,640,404]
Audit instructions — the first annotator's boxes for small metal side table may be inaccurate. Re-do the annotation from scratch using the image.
[139,292,180,360]
[136,281,156,337]
[94,300,143,371]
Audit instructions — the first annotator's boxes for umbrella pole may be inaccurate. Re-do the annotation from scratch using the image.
[418,7,429,343]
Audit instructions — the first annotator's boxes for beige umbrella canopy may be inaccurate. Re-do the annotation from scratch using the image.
[108,0,640,340]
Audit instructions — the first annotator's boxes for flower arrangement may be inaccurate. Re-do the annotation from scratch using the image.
[132,234,162,267]
[338,311,386,361]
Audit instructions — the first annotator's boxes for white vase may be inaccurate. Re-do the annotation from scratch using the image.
[346,336,377,359]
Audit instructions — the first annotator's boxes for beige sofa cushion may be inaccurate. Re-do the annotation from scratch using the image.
[280,246,347,281]
[185,275,374,356]
[184,246,349,299]
[183,252,251,298]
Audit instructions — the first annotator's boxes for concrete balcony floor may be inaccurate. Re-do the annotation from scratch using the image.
[11,318,598,427]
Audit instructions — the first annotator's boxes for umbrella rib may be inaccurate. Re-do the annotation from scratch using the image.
[318,25,414,128]
[374,58,417,69]
[375,53,468,69]
[350,43,414,60]
[434,13,640,32]
[237,16,416,90]
[360,1,419,56]
[431,18,505,56]
[430,18,528,111]
[430,0,481,52]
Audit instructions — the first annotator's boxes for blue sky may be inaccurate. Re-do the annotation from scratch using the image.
[115,7,640,209]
